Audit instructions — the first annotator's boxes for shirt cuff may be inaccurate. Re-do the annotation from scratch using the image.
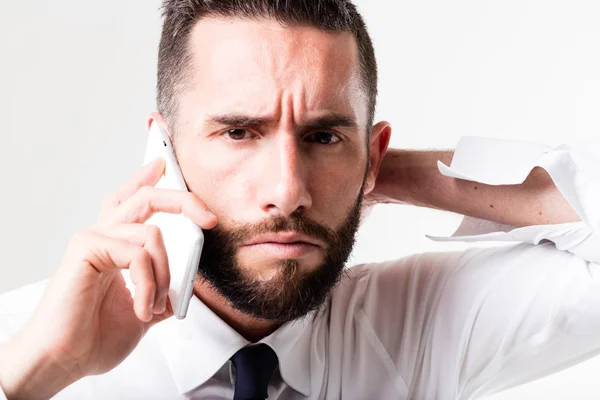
[0,386,7,400]
[426,136,600,264]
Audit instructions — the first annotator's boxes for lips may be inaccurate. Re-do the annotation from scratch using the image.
[243,231,322,247]
[241,241,320,259]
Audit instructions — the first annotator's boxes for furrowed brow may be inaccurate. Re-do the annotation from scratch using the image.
[207,113,358,131]
[301,114,358,132]
[208,114,274,128]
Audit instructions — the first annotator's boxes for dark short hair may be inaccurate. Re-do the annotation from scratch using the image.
[157,0,378,134]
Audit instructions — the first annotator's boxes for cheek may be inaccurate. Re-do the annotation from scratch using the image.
[177,135,366,226]
[308,158,366,223]
[178,145,252,222]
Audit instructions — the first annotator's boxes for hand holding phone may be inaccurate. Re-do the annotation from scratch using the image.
[143,119,204,319]
[0,121,214,398]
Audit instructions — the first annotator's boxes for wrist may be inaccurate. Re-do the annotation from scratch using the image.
[374,149,455,208]
[372,149,410,204]
[374,149,432,206]
[0,332,77,400]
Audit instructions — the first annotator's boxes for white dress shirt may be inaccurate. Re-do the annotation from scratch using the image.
[1,136,600,399]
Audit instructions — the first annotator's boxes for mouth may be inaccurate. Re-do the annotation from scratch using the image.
[241,232,323,258]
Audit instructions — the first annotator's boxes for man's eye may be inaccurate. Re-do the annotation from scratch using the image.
[307,132,341,145]
[225,129,250,140]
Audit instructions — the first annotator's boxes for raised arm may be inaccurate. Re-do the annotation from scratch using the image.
[361,137,600,398]
[372,145,580,227]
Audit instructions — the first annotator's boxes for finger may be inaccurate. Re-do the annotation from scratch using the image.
[144,296,175,331]
[98,158,166,223]
[91,224,171,315]
[101,186,218,229]
[71,230,157,322]
[113,158,166,206]
[129,250,157,322]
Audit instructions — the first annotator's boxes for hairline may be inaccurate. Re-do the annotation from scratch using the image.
[163,15,375,139]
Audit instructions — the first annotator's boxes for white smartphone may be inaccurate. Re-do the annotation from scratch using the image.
[143,119,204,319]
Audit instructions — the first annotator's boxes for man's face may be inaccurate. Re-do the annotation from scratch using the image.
[172,18,373,322]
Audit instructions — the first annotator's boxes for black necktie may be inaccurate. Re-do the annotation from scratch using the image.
[230,344,279,400]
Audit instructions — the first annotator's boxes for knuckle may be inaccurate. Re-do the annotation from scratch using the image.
[132,187,155,217]
[136,202,152,221]
[136,247,152,264]
[146,224,164,244]
[68,230,115,270]
[70,229,92,247]
[101,194,120,211]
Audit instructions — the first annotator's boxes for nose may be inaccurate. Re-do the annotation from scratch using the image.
[258,132,312,217]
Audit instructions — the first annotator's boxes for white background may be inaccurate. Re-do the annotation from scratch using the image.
[1,0,599,398]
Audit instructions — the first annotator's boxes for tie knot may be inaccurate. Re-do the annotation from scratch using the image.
[231,344,279,400]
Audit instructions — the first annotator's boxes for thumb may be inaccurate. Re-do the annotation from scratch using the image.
[144,299,174,331]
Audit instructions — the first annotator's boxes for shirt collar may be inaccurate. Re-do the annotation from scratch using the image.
[153,295,314,397]
[262,312,314,396]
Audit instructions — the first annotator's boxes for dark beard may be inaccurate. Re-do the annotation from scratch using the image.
[197,183,365,324]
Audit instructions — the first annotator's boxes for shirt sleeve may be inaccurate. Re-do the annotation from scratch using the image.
[427,136,600,264]
[359,137,600,399]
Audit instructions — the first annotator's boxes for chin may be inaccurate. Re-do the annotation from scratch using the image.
[237,258,297,279]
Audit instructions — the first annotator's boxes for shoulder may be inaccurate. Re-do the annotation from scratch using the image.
[0,280,49,343]
[327,250,481,339]
[332,251,466,306]
[318,253,468,378]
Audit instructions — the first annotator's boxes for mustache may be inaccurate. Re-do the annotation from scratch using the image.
[216,212,338,247]
[197,187,365,322]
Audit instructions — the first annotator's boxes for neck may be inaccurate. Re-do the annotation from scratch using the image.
[193,276,282,342]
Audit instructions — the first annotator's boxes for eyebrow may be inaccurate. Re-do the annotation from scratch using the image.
[208,113,359,132]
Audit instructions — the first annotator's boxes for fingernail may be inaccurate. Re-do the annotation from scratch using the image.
[148,300,154,317]
[154,295,167,314]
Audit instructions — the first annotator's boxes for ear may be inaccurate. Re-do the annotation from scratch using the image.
[364,121,392,194]
[147,112,174,142]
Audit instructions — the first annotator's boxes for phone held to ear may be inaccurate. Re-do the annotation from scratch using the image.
[143,119,204,319]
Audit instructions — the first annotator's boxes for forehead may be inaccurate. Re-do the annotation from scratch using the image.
[183,17,366,126]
